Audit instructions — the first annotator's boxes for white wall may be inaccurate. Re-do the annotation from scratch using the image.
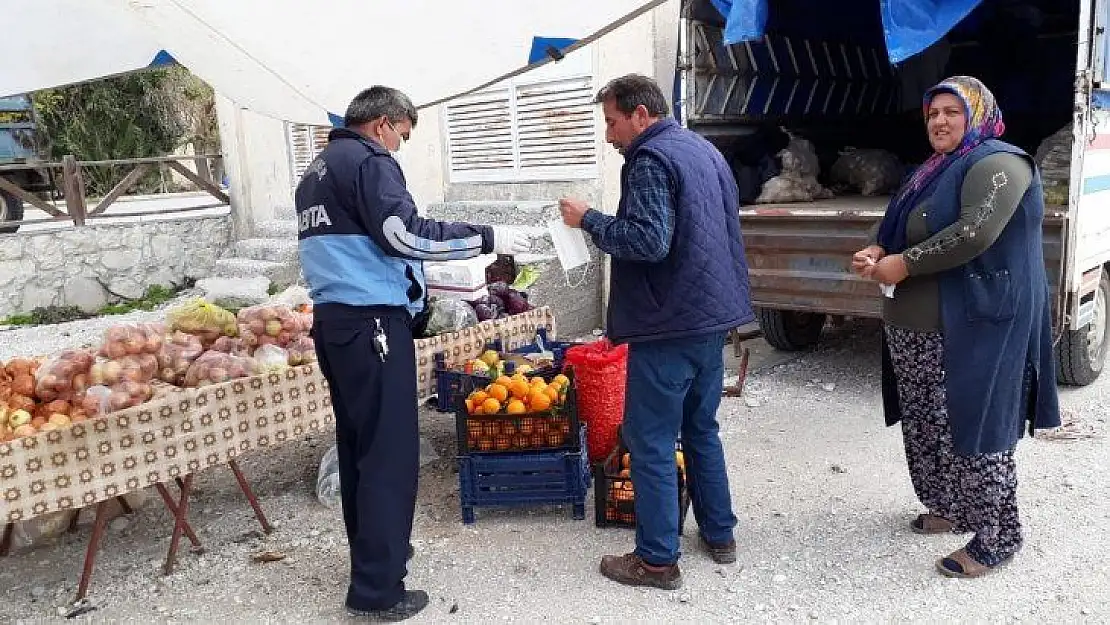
[217,1,681,229]
[396,104,447,213]
[215,95,294,236]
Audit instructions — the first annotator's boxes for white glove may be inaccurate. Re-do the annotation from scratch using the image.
[491,226,531,255]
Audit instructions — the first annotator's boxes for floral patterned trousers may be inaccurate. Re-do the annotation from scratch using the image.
[885,325,1023,567]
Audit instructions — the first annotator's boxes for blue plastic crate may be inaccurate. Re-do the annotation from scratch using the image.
[458,427,589,524]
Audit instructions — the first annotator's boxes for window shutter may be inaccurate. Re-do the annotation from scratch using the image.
[514,76,597,178]
[444,88,515,180]
[445,75,598,183]
[287,123,331,186]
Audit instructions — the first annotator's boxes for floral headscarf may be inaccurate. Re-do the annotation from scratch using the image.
[876,76,1006,253]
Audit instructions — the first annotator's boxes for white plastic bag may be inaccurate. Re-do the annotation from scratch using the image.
[316,444,342,509]
[755,134,830,203]
[755,175,832,204]
[778,136,820,177]
[253,344,290,372]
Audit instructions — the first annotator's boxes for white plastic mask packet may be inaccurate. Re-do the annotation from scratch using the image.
[546,219,591,287]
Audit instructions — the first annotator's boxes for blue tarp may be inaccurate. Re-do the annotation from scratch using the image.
[709,0,984,64]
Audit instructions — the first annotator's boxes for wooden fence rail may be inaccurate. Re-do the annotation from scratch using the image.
[0,154,227,229]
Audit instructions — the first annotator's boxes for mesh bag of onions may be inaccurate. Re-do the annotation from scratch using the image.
[166,298,239,348]
[157,331,205,385]
[183,350,261,388]
[78,323,167,414]
[34,349,96,403]
[237,304,306,349]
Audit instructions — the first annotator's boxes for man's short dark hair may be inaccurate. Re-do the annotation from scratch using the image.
[344,86,419,128]
[595,74,670,117]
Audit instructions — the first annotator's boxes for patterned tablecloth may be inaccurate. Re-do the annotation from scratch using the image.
[1,308,558,525]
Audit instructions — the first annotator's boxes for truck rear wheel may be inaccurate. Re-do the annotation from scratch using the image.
[1057,269,1110,386]
[0,190,24,234]
[756,307,826,351]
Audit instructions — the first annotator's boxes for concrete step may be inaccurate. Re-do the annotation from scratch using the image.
[254,219,299,239]
[233,238,300,263]
[273,205,297,220]
[212,257,300,287]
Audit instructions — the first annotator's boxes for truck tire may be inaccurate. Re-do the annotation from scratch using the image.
[1057,269,1110,386]
[756,307,826,351]
[0,190,24,234]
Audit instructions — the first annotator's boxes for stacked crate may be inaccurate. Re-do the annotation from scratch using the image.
[593,435,691,531]
[454,368,589,524]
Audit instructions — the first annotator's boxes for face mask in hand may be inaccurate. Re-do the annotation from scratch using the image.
[546,219,591,287]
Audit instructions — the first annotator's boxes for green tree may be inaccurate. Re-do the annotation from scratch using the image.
[32,67,219,196]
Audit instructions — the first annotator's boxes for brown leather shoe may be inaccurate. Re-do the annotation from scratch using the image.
[701,536,737,564]
[599,553,682,590]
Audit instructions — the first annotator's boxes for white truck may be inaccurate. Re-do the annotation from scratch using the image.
[677,0,1110,385]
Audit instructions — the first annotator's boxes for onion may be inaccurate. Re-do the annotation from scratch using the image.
[102,361,123,385]
[123,338,143,355]
[12,374,34,397]
[104,341,127,359]
[109,391,131,410]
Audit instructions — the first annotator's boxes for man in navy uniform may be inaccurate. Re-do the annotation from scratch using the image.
[296,85,529,621]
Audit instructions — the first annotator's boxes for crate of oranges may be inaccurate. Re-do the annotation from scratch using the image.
[593,436,690,530]
[455,368,580,454]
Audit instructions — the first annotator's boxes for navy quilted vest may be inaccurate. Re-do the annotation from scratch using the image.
[607,118,755,342]
[880,139,1061,454]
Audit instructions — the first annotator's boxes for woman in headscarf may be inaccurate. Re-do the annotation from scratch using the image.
[851,76,1060,578]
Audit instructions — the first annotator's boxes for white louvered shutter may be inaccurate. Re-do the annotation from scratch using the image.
[444,88,516,180]
[445,74,598,183]
[287,123,331,186]
[513,76,597,180]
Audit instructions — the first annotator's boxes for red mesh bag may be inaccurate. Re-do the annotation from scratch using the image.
[564,339,628,462]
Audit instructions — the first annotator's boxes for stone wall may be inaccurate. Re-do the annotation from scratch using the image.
[0,215,231,317]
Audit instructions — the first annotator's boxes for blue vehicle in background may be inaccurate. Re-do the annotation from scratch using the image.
[0,94,52,233]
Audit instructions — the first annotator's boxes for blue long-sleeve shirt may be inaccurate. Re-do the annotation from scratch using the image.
[580,153,675,262]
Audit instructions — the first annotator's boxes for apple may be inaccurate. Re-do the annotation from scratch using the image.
[49,414,71,427]
[13,424,36,438]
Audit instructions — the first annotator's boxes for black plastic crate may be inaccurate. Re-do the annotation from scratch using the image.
[458,427,589,524]
[455,369,580,455]
[593,443,690,531]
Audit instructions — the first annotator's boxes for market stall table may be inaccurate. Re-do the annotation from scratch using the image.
[0,307,557,601]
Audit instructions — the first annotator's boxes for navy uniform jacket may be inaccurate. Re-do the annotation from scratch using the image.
[295,128,494,318]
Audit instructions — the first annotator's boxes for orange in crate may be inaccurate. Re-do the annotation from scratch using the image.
[456,370,582,455]
[593,436,690,530]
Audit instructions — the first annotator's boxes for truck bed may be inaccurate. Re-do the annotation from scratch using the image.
[742,195,890,218]
[738,195,1067,318]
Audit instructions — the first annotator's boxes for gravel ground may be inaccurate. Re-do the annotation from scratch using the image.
[1,320,1107,624]
[0,293,199,361]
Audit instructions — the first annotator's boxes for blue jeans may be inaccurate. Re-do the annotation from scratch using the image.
[622,332,737,566]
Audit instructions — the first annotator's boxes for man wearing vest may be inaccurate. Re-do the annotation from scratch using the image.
[560,74,755,590]
[296,86,530,620]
